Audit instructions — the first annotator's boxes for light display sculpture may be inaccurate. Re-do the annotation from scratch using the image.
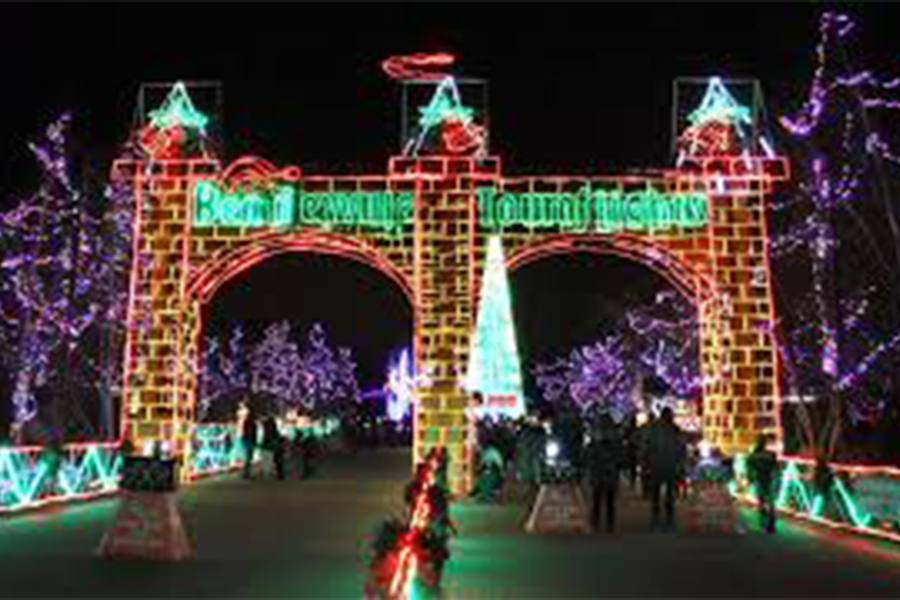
[114,68,787,494]
[466,236,526,419]
[386,349,415,423]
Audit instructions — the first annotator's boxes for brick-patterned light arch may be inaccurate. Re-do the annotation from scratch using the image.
[506,233,721,305]
[188,231,416,307]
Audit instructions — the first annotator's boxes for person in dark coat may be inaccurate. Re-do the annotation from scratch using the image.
[262,416,286,480]
[586,414,625,533]
[747,434,780,533]
[644,407,686,531]
[636,413,657,499]
[241,407,258,480]
[622,414,639,491]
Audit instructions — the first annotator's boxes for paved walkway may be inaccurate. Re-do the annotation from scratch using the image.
[0,449,412,598]
[444,483,900,598]
[1,449,900,597]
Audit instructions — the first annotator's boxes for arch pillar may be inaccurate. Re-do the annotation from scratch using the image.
[115,158,220,468]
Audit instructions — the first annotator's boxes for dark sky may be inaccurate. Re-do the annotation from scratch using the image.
[0,4,896,191]
[1,4,898,395]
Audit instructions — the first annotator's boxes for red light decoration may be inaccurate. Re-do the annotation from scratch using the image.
[678,119,738,159]
[386,450,443,599]
[442,117,487,156]
[382,53,456,81]
[139,125,187,160]
[219,156,302,192]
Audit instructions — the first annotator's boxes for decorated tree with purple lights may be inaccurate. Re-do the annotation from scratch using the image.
[220,325,250,394]
[534,292,701,420]
[0,113,112,441]
[775,12,900,458]
[197,322,361,418]
[299,323,360,416]
[198,337,230,421]
[86,135,144,438]
[534,335,637,421]
[250,321,304,411]
[627,291,702,398]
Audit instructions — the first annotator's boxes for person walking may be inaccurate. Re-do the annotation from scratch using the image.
[586,413,624,533]
[637,412,657,499]
[645,407,686,531]
[622,414,639,491]
[747,435,780,533]
[241,407,259,480]
[262,416,286,480]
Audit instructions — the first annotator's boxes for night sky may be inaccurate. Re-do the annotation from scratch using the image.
[0,4,897,395]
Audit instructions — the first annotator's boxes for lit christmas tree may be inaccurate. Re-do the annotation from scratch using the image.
[677,77,753,163]
[466,236,525,419]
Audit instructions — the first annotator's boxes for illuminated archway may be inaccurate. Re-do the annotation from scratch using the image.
[115,77,789,494]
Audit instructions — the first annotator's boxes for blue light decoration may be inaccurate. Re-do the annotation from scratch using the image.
[466,236,526,420]
[0,425,267,513]
[0,444,121,513]
[190,423,246,478]
[386,349,415,423]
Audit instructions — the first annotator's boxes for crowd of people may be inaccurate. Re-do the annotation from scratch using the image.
[473,405,782,535]
[240,405,320,481]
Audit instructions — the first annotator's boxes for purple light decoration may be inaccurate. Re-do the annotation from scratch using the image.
[299,323,359,415]
[197,322,361,418]
[776,11,900,430]
[0,113,117,439]
[534,291,701,419]
[250,321,303,411]
[198,337,228,421]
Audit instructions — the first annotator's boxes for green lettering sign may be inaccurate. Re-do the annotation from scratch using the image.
[194,181,709,234]
[193,181,414,233]
[476,186,708,232]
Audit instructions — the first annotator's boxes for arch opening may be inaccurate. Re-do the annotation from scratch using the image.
[188,236,416,442]
[509,250,703,430]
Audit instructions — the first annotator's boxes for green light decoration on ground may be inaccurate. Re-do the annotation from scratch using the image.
[776,461,815,513]
[736,456,874,531]
[191,424,246,476]
[148,82,210,132]
[0,446,121,511]
[689,77,752,127]
[466,236,526,419]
